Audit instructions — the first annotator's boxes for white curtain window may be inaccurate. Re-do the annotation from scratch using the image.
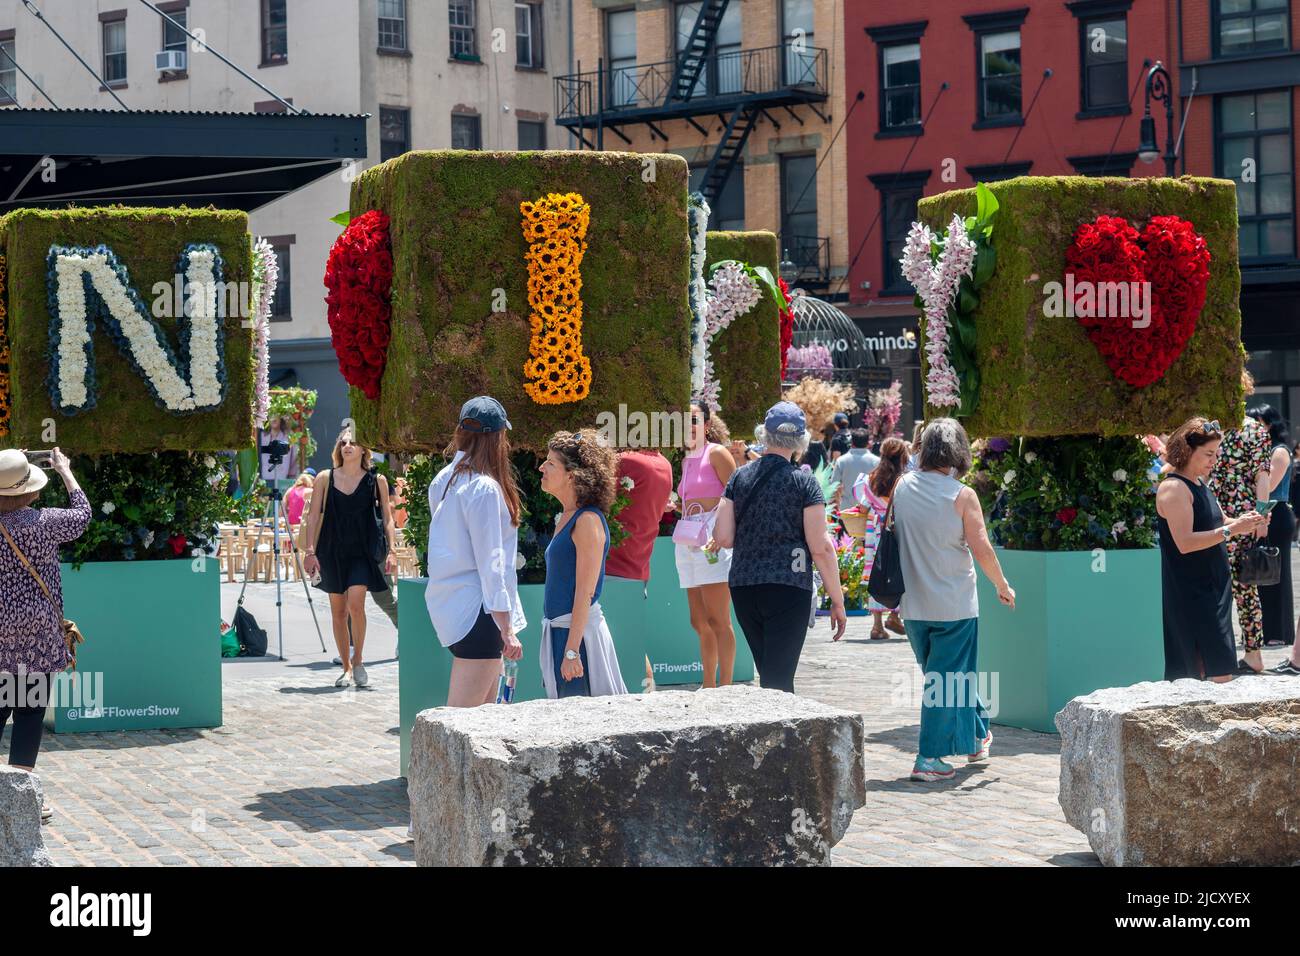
[103,20,127,84]
[882,42,921,128]
[515,3,543,68]
[979,30,1021,119]
[607,9,637,107]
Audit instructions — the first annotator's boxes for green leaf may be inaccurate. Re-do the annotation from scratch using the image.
[975,182,1000,225]
[973,244,996,286]
[953,310,978,354]
[959,286,979,314]
[329,211,352,227]
[745,263,785,309]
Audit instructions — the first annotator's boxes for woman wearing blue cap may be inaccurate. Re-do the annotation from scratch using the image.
[424,396,527,707]
[711,401,847,693]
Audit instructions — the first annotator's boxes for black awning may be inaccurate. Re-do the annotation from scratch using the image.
[0,107,368,212]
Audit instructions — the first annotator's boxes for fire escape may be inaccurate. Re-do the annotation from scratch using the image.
[555,2,830,286]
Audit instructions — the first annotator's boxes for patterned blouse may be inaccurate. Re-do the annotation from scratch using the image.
[1207,419,1272,521]
[0,489,92,673]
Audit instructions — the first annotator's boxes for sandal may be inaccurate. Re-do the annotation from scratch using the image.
[870,626,888,640]
[1235,659,1264,676]
[884,611,906,635]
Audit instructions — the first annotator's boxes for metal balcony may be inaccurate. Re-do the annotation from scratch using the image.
[781,235,831,289]
[554,43,828,132]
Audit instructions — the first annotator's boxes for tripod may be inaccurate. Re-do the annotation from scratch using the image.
[236,476,326,660]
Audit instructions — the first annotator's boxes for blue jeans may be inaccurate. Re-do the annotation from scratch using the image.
[904,618,989,760]
[549,627,591,698]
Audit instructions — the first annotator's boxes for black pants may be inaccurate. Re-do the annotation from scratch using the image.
[731,584,810,693]
[0,673,49,768]
[1260,502,1296,646]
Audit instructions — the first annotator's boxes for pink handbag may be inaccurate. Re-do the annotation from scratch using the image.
[672,502,711,548]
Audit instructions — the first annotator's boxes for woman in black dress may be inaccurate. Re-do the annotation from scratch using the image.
[1155,417,1265,682]
[302,429,398,688]
[1247,404,1295,647]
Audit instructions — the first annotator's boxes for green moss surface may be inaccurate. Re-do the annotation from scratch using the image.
[348,150,692,452]
[704,230,782,435]
[3,207,255,452]
[917,176,1244,437]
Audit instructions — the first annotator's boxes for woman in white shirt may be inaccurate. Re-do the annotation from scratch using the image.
[425,396,527,707]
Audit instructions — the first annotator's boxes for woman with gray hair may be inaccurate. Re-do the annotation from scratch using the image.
[891,418,1015,782]
[710,402,847,693]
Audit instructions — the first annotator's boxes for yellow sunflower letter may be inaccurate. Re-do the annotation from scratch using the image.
[519,192,592,405]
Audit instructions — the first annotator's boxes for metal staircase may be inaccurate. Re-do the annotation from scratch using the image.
[667,0,731,103]
[698,101,758,206]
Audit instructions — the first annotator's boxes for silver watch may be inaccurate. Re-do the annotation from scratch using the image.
[564,648,580,661]
[1221,526,1231,542]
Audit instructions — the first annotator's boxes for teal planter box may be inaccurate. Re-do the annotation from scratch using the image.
[636,539,754,686]
[397,539,755,775]
[398,578,649,776]
[974,547,1164,733]
[46,560,222,733]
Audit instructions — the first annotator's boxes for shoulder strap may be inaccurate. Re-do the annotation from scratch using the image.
[0,520,54,603]
[319,469,331,516]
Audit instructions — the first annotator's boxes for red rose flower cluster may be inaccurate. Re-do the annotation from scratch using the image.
[1064,214,1211,389]
[778,276,794,382]
[324,210,394,400]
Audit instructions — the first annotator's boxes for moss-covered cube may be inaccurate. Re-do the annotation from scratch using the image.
[347,150,692,452]
[1,207,254,452]
[917,176,1244,437]
[704,230,783,436]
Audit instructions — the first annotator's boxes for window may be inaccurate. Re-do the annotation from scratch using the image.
[450,0,477,59]
[965,161,1032,182]
[517,119,546,150]
[380,107,410,161]
[451,113,482,149]
[782,0,816,86]
[379,0,407,51]
[269,243,292,320]
[881,43,921,130]
[261,0,287,64]
[162,8,188,54]
[0,37,15,105]
[516,2,543,68]
[1068,152,1137,176]
[870,171,930,294]
[688,164,745,231]
[606,8,637,107]
[674,1,742,97]
[103,18,127,85]
[1080,16,1127,111]
[781,154,819,280]
[1216,0,1289,57]
[978,30,1021,120]
[1218,90,1294,259]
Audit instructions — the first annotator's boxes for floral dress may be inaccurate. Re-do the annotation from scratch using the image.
[1207,419,1272,651]
[0,490,92,673]
[853,474,890,614]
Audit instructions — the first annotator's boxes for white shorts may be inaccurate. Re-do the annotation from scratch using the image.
[675,540,732,588]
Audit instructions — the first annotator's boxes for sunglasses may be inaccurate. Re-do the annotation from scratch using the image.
[1202,420,1221,433]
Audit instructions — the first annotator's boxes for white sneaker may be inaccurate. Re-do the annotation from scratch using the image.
[335,671,352,688]
[353,664,369,687]
[967,731,993,763]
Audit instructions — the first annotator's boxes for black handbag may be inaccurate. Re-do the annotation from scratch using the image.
[369,471,387,565]
[866,499,905,609]
[1236,537,1282,587]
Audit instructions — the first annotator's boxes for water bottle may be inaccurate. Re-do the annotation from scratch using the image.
[704,546,720,565]
[496,658,518,704]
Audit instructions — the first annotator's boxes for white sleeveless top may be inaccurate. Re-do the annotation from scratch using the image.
[891,469,978,622]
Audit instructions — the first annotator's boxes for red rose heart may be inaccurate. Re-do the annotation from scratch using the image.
[1064,214,1211,388]
[324,210,394,399]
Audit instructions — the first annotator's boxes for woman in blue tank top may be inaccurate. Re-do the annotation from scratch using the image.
[538,429,628,699]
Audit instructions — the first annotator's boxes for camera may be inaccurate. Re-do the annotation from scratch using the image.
[261,438,291,466]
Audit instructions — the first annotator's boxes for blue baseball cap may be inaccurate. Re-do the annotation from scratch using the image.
[833,412,850,427]
[764,401,806,436]
[459,395,512,433]
[304,467,317,477]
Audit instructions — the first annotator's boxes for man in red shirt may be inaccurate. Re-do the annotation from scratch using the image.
[606,449,673,581]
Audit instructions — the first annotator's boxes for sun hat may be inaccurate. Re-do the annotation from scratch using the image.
[459,395,512,433]
[0,449,49,496]
[764,401,807,436]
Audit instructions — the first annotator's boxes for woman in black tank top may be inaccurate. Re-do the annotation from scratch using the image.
[1156,418,1266,681]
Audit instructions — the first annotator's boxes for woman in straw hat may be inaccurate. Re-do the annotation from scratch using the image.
[0,447,90,815]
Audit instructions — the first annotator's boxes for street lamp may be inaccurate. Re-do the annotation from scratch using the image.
[1138,61,1178,177]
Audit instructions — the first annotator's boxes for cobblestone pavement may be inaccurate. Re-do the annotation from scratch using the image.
[15,575,1294,866]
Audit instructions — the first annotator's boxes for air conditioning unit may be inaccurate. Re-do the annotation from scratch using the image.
[155,49,187,72]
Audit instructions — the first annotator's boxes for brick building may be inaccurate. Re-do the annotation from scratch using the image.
[848,0,1300,428]
[556,0,850,298]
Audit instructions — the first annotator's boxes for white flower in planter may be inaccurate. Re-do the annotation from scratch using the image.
[1111,520,1127,538]
[1002,469,1017,486]
[1112,468,1128,482]
[1023,451,1037,464]
[101,501,116,515]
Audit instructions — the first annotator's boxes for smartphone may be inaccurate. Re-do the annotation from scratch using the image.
[24,450,52,468]
[1255,499,1278,515]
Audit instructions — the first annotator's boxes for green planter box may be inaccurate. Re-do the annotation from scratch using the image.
[973,547,1164,733]
[46,560,222,733]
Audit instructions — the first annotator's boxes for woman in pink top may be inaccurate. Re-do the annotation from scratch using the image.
[671,403,741,687]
